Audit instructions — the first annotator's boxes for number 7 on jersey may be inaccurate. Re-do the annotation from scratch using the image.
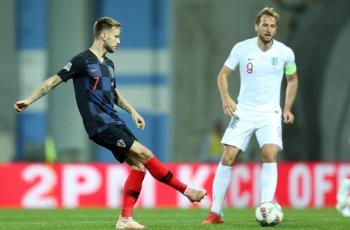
[92,77,100,91]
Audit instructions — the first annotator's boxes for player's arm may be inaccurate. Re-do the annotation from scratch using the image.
[14,75,63,113]
[283,68,298,124]
[114,89,145,129]
[217,65,236,117]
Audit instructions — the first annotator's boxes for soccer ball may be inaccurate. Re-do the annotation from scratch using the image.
[255,201,283,226]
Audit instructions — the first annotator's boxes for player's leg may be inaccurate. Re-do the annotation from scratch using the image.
[212,146,241,217]
[90,125,146,229]
[260,144,279,203]
[121,157,146,218]
[256,114,282,204]
[202,145,240,224]
[116,157,146,229]
[203,115,254,224]
[128,140,207,202]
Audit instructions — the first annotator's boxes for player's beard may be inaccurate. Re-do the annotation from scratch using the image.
[258,33,273,46]
[105,43,115,53]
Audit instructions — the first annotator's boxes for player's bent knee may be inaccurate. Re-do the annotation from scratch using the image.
[261,153,277,163]
[139,147,153,162]
[130,144,153,163]
[221,155,235,166]
[262,156,276,163]
[221,152,236,165]
[221,145,240,165]
[130,163,146,171]
[125,156,147,171]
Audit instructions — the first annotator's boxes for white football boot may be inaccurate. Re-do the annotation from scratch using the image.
[116,216,145,229]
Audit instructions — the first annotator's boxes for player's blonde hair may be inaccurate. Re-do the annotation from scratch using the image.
[255,7,280,25]
[93,17,121,38]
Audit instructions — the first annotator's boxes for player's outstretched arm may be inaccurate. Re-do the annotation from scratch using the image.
[283,72,298,124]
[114,89,145,129]
[14,75,63,113]
[217,65,236,117]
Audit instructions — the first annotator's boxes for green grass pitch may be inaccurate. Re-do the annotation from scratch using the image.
[0,208,349,229]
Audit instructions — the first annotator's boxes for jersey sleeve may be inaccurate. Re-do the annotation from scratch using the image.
[284,48,297,75]
[224,43,240,70]
[57,55,84,82]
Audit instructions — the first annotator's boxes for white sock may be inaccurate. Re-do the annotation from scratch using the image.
[337,178,350,207]
[260,162,277,203]
[211,163,232,216]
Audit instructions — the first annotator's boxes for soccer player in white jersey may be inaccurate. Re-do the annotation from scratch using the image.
[202,7,298,224]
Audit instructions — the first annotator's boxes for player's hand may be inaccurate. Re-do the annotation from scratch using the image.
[14,99,31,113]
[283,110,294,124]
[131,111,145,129]
[222,97,236,117]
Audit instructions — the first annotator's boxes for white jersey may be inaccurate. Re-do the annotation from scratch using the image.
[224,37,295,113]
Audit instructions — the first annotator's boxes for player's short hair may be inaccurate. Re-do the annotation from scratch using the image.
[255,7,280,25]
[93,17,121,38]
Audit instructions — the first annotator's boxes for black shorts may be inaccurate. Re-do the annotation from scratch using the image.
[91,124,136,163]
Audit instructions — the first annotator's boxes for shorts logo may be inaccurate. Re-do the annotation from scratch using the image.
[117,139,126,148]
[229,116,240,129]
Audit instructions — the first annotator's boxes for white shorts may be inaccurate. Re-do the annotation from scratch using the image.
[221,108,283,152]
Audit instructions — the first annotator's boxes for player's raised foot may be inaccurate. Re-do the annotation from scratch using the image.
[116,216,145,229]
[184,187,207,202]
[202,212,224,224]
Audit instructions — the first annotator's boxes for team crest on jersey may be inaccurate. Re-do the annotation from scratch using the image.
[63,62,72,71]
[271,57,278,66]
